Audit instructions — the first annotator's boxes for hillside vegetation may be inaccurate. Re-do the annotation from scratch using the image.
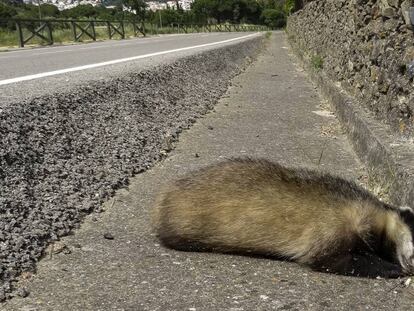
[0,0,295,28]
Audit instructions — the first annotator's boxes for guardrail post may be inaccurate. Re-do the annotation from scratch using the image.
[16,20,24,48]
[107,21,112,39]
[141,22,146,36]
[71,21,77,41]
[46,21,53,45]
[120,21,125,39]
[91,20,96,41]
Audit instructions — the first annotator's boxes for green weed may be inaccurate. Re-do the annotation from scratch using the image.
[311,54,324,70]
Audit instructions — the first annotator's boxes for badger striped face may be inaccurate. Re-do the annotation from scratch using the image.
[396,231,414,274]
[395,206,414,274]
[398,206,414,235]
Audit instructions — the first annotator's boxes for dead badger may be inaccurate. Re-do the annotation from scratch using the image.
[152,158,414,278]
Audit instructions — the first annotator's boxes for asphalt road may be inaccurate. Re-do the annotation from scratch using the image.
[0,32,259,104]
[0,32,256,83]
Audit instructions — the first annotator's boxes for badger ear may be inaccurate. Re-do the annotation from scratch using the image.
[398,206,414,213]
[398,206,414,232]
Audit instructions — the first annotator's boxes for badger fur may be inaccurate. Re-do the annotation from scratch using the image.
[152,158,414,278]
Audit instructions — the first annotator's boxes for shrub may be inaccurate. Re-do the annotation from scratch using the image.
[311,54,324,70]
[260,8,285,29]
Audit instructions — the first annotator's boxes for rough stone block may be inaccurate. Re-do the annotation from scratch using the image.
[401,0,414,25]
[370,65,380,81]
[382,6,397,18]
[386,0,401,7]
[403,46,414,63]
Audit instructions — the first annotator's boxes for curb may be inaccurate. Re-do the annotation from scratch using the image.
[287,36,414,207]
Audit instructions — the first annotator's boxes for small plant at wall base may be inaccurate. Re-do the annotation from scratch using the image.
[265,31,272,39]
[311,54,323,70]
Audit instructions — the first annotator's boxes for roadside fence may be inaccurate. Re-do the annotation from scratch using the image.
[0,19,271,48]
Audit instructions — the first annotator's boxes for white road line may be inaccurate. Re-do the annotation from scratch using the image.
[0,36,187,59]
[0,33,245,58]
[0,39,165,59]
[0,33,258,86]
[0,33,195,57]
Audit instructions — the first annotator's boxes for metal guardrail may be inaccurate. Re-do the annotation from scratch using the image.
[169,23,270,34]
[0,19,270,48]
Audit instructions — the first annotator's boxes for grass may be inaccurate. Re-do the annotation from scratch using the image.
[265,31,272,39]
[311,54,324,70]
[0,30,18,48]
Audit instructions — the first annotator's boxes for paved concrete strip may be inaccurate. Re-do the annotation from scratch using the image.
[0,33,259,86]
[4,32,413,311]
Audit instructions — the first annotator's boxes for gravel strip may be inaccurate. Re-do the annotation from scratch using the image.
[0,35,263,300]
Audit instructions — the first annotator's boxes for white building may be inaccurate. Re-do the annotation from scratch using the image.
[179,0,192,10]
[147,0,194,11]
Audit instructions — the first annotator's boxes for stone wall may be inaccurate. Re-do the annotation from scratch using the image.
[287,0,414,135]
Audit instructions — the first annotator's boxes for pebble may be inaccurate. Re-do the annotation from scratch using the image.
[16,288,30,298]
[103,233,115,240]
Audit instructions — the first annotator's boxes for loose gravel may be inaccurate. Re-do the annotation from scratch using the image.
[0,35,263,300]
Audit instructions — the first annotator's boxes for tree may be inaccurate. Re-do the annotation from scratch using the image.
[150,9,182,26]
[0,2,16,19]
[0,2,17,29]
[15,3,40,20]
[216,0,233,23]
[283,0,294,15]
[239,0,260,24]
[192,0,262,24]
[260,8,285,28]
[192,0,219,23]
[39,3,59,18]
[294,0,304,11]
[122,0,147,20]
[61,4,98,19]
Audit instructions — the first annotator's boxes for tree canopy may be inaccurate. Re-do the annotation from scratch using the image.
[0,0,295,28]
[122,0,147,19]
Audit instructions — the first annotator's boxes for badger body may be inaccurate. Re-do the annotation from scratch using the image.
[153,158,414,278]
